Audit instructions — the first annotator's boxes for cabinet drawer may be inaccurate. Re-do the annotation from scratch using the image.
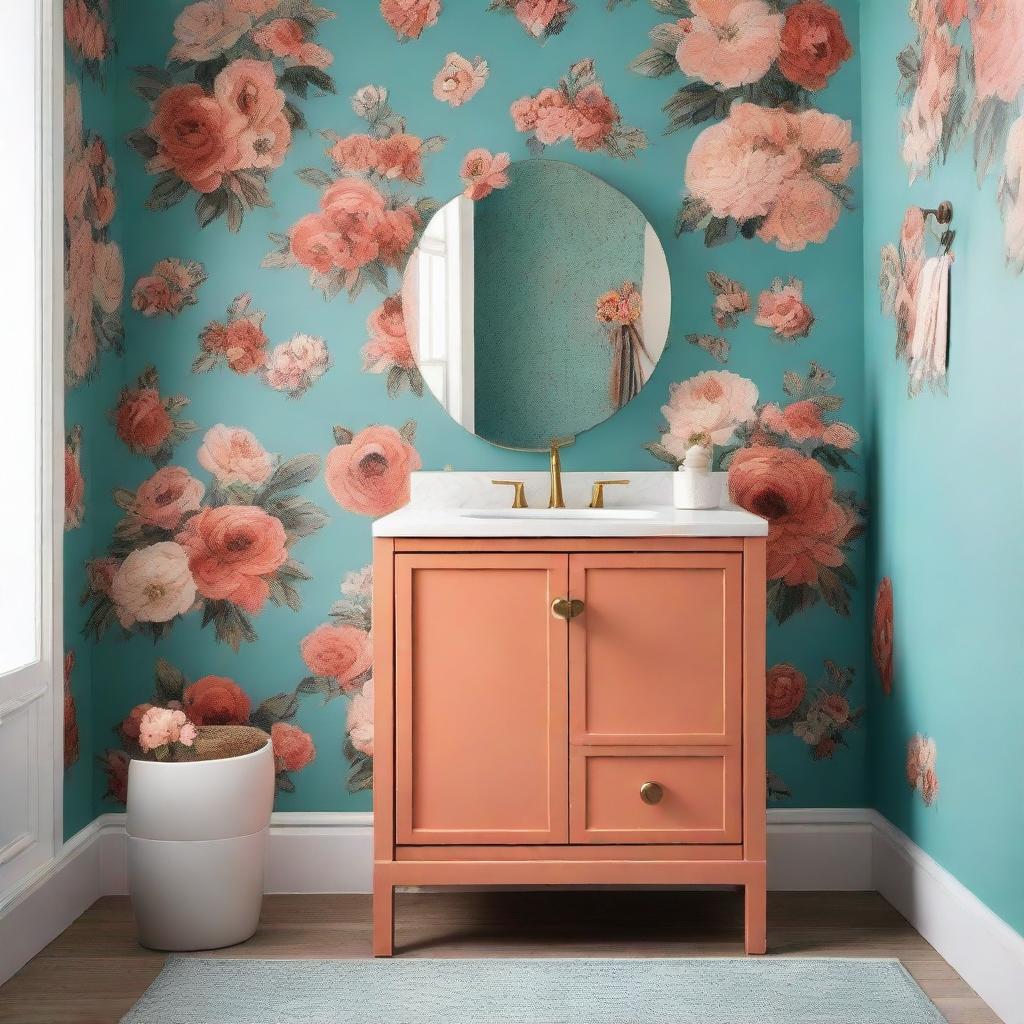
[568,554,743,746]
[570,747,741,844]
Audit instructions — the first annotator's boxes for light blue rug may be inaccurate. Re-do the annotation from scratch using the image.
[121,956,947,1023]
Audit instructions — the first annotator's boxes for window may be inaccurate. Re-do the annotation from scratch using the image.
[0,0,58,896]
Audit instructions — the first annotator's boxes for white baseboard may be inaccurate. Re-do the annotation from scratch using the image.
[871,812,1024,1024]
[2,808,1021,1024]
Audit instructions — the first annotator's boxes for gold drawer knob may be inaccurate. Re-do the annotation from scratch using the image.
[551,598,584,620]
[640,782,664,805]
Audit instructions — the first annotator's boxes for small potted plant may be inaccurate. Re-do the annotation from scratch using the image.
[126,708,275,951]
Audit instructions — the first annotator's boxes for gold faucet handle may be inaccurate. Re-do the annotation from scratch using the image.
[491,480,529,509]
[589,479,630,509]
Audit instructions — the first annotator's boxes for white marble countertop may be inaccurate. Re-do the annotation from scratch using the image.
[372,472,768,538]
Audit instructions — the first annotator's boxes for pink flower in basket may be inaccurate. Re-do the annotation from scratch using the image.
[137,706,198,758]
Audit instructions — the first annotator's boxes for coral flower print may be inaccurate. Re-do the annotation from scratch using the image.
[433,53,488,107]
[64,0,113,81]
[380,0,440,40]
[101,750,130,805]
[766,663,807,720]
[326,422,422,517]
[511,60,647,160]
[198,424,273,485]
[461,149,511,201]
[872,577,894,696]
[64,83,124,388]
[64,652,80,771]
[301,624,373,694]
[271,722,316,773]
[133,467,205,530]
[183,675,252,726]
[64,426,85,531]
[176,505,289,613]
[907,733,939,806]
[631,0,853,135]
[112,366,197,467]
[292,565,375,791]
[362,295,423,397]
[265,86,443,300]
[83,434,325,650]
[755,278,815,339]
[674,0,784,89]
[488,0,575,41]
[127,4,336,231]
[195,294,269,376]
[769,660,863,761]
[131,258,206,318]
[778,0,853,91]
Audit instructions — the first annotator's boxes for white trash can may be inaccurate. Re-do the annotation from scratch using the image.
[126,736,275,951]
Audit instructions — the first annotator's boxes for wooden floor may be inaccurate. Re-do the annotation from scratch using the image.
[0,891,1002,1024]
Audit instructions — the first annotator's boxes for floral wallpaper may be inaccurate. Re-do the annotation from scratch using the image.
[863,0,1024,935]
[64,0,866,821]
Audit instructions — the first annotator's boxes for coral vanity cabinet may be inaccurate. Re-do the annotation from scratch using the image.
[371,528,767,955]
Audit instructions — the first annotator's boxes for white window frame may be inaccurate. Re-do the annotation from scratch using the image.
[0,0,63,898]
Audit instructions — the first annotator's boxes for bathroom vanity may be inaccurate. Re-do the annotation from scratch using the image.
[371,473,768,955]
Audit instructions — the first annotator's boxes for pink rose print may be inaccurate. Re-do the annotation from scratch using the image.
[488,0,574,41]
[755,278,815,339]
[380,0,440,40]
[325,422,422,518]
[433,53,488,107]
[272,722,316,773]
[907,734,939,806]
[198,424,274,485]
[778,0,853,91]
[682,103,858,251]
[461,149,511,201]
[64,426,85,531]
[64,0,112,78]
[658,370,759,458]
[766,664,807,720]
[301,624,373,693]
[362,294,423,397]
[128,5,336,231]
[132,258,206,318]
[64,83,123,388]
[134,467,205,531]
[511,60,646,160]
[111,366,196,467]
[347,680,374,758]
[675,0,784,89]
[266,86,442,301]
[264,335,331,398]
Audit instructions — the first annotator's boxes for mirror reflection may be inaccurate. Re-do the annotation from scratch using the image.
[402,159,671,450]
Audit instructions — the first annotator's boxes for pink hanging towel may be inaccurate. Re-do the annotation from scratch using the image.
[907,252,952,397]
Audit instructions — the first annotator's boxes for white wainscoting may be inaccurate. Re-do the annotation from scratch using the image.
[2,809,1021,1024]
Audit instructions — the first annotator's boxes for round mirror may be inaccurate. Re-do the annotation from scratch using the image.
[402,159,671,450]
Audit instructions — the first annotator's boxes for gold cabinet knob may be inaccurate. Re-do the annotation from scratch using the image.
[491,480,528,509]
[589,479,630,509]
[551,598,585,620]
[640,782,664,805]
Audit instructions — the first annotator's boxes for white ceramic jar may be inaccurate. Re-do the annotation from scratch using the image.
[126,739,274,951]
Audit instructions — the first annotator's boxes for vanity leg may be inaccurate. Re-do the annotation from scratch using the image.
[373,873,395,957]
[744,869,767,955]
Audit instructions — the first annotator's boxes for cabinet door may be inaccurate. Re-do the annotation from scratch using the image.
[568,553,743,746]
[395,554,569,845]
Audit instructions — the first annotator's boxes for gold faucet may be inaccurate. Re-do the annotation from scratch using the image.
[547,436,574,508]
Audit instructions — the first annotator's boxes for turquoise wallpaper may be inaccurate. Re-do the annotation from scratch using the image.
[861,0,1024,934]
[63,0,867,826]
[474,159,646,449]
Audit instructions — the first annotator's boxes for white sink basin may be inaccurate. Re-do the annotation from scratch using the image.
[460,508,660,521]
